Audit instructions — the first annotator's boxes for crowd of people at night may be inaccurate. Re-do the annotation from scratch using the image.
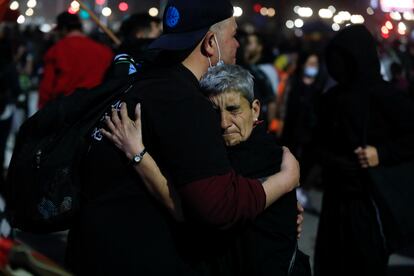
[0,0,414,275]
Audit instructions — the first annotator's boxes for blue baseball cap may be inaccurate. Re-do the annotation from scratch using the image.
[149,0,234,50]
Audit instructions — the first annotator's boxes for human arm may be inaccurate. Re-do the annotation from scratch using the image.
[261,146,300,209]
[100,102,183,221]
[102,101,298,228]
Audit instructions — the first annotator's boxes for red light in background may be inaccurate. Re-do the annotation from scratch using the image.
[95,0,105,5]
[381,32,390,39]
[253,4,262,13]
[381,25,390,39]
[68,7,77,14]
[118,2,128,12]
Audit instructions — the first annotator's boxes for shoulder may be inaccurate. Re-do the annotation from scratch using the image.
[134,66,201,100]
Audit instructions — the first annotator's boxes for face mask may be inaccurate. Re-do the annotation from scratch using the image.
[304,66,319,78]
[208,35,224,71]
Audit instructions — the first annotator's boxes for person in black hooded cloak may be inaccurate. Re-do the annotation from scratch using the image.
[313,25,414,276]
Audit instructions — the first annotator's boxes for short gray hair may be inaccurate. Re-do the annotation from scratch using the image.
[200,64,255,103]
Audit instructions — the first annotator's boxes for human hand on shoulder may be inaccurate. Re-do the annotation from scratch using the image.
[101,102,145,160]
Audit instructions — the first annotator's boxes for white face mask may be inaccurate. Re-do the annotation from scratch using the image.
[208,34,224,71]
[304,66,319,78]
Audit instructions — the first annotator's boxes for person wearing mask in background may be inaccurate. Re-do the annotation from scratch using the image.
[38,12,113,108]
[279,52,326,212]
[313,25,414,276]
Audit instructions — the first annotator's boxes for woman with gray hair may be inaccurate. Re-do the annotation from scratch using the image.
[101,64,310,275]
[199,64,310,275]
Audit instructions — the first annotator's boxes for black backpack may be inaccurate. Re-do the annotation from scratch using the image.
[5,54,138,233]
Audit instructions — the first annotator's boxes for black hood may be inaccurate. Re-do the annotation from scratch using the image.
[325,25,382,85]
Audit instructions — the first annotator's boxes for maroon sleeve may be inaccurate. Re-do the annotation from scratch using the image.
[179,170,266,229]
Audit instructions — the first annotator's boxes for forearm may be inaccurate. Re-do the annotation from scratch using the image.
[133,154,183,221]
[179,170,266,229]
[262,169,299,209]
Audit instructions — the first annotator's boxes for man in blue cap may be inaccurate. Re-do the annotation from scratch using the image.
[67,0,300,275]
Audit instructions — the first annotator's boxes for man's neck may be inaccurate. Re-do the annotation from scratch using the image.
[181,50,209,81]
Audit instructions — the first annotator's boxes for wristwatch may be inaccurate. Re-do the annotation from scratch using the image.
[131,148,147,165]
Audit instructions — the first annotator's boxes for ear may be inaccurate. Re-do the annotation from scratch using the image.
[251,99,260,119]
[201,31,216,57]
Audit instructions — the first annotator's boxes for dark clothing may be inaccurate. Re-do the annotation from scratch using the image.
[0,116,11,193]
[177,125,309,276]
[117,38,159,66]
[0,40,21,189]
[314,25,414,276]
[281,76,322,184]
[246,65,275,125]
[227,124,305,275]
[67,64,266,275]
[314,174,389,276]
[282,78,319,150]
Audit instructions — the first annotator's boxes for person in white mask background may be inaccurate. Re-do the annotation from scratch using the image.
[278,52,328,212]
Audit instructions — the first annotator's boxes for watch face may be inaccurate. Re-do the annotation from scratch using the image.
[133,155,141,163]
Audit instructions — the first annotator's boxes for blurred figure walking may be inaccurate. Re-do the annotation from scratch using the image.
[38,12,113,108]
[314,25,414,276]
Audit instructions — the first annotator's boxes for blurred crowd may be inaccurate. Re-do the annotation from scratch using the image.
[3,13,414,206]
[1,9,414,274]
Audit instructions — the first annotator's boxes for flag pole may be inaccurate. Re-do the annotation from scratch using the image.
[76,0,121,46]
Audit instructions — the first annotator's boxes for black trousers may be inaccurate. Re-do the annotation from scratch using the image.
[314,188,389,276]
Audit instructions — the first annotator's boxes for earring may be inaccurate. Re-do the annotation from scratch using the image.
[253,118,262,126]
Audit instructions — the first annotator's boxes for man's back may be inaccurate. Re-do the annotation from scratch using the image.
[68,63,231,275]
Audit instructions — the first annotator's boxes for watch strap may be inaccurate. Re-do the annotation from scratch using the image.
[131,148,147,165]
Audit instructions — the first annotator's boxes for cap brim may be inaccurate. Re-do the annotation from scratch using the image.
[148,27,209,50]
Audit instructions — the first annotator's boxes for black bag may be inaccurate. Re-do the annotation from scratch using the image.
[5,55,138,233]
[368,161,414,251]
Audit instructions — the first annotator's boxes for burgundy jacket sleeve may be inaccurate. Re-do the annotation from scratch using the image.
[179,170,266,229]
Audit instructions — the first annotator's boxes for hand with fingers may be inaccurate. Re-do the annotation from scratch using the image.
[296,201,304,239]
[101,102,144,160]
[354,146,379,168]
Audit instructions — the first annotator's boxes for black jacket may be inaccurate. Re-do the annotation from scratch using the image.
[316,25,414,192]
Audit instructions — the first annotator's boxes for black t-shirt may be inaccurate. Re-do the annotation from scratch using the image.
[81,64,233,200]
